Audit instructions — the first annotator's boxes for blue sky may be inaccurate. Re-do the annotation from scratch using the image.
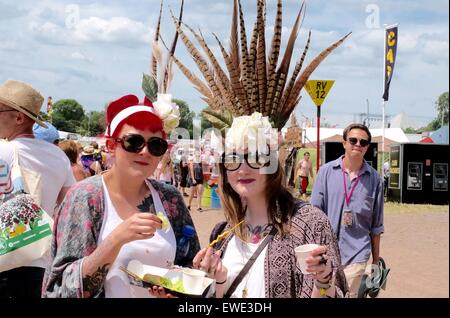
[0,0,448,129]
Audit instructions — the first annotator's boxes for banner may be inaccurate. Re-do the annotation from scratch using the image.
[383,25,398,101]
[47,96,53,114]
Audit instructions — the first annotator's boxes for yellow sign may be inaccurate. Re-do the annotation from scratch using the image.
[304,80,335,107]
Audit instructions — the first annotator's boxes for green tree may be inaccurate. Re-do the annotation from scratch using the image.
[435,92,449,127]
[52,99,86,133]
[174,98,194,138]
[79,111,106,136]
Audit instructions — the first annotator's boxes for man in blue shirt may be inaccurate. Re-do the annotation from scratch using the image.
[311,123,384,298]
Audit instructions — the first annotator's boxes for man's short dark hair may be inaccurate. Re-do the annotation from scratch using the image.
[343,123,372,143]
[304,151,310,156]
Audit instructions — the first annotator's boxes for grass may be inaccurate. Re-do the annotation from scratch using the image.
[384,201,449,214]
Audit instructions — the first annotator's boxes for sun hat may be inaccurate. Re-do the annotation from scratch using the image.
[0,80,47,128]
[82,145,96,156]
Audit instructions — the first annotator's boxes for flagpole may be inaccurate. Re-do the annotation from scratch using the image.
[382,99,386,179]
[381,24,387,180]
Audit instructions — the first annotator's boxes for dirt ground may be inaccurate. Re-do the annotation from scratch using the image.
[186,199,449,298]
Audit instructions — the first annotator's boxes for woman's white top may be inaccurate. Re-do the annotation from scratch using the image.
[98,177,176,298]
[221,236,267,298]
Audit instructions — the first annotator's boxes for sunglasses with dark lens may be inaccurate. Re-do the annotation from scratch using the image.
[348,137,370,147]
[114,134,168,156]
[223,152,270,171]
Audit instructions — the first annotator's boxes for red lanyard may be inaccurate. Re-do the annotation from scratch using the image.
[342,168,359,207]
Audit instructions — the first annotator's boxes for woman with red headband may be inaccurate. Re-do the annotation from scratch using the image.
[42,94,200,298]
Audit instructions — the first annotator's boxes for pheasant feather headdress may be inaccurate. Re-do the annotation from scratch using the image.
[172,0,351,131]
[140,0,185,134]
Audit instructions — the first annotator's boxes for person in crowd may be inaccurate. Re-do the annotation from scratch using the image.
[295,151,314,199]
[187,150,204,212]
[311,123,384,298]
[179,156,189,197]
[59,140,89,182]
[42,94,200,298]
[156,152,174,185]
[80,145,103,176]
[0,79,75,298]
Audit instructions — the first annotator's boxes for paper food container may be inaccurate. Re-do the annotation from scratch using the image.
[121,259,214,298]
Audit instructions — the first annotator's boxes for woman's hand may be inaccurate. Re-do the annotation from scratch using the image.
[148,286,176,298]
[305,245,333,283]
[110,212,162,245]
[193,247,227,283]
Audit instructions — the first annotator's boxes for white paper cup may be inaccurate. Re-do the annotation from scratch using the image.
[182,268,206,294]
[294,243,320,274]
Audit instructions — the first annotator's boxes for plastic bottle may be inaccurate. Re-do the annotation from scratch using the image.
[178,225,196,258]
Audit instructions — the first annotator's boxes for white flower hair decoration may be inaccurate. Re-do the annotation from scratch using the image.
[152,93,180,134]
[225,112,278,155]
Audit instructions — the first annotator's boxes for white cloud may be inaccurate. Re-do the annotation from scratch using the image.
[0,41,17,50]
[73,17,151,44]
[70,51,93,62]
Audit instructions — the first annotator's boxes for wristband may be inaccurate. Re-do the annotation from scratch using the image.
[216,279,227,285]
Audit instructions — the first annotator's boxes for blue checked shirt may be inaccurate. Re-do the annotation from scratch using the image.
[311,156,384,266]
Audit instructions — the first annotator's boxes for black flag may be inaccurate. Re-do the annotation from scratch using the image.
[383,25,398,101]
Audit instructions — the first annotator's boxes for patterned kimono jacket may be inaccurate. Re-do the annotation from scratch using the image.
[210,202,349,298]
[42,175,200,298]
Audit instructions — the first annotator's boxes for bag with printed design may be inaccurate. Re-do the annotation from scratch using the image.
[0,141,53,272]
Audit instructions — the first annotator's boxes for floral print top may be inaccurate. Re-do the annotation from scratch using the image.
[42,175,200,298]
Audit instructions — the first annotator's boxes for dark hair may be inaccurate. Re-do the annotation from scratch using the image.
[218,158,297,239]
[304,152,310,156]
[343,123,371,143]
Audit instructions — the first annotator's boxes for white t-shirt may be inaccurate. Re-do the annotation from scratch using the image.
[221,236,267,298]
[98,177,177,298]
[0,138,75,216]
[0,137,76,268]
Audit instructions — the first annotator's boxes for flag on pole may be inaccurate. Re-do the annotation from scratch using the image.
[383,25,398,101]
[47,96,53,114]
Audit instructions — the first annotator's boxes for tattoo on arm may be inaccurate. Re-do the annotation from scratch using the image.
[82,264,110,297]
[136,195,155,214]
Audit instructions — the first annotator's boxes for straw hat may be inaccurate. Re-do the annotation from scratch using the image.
[0,80,47,128]
[82,145,95,156]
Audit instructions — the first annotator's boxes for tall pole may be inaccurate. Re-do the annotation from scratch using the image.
[316,105,321,172]
[381,100,385,179]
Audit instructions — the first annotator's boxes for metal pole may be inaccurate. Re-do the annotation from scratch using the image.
[381,100,386,179]
[316,106,321,172]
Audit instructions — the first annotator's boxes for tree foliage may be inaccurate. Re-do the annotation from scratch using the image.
[174,98,194,137]
[51,99,86,133]
[435,92,449,126]
[78,111,106,136]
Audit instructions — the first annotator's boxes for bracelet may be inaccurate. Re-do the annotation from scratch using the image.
[216,279,227,285]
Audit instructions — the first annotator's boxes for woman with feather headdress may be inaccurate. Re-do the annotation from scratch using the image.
[173,0,351,298]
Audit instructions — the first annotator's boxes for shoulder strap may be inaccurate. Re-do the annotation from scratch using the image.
[224,226,277,298]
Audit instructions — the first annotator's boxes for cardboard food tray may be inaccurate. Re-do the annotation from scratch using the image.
[121,260,214,298]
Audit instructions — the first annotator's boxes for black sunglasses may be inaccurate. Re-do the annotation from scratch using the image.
[223,152,271,171]
[348,137,370,147]
[114,134,168,156]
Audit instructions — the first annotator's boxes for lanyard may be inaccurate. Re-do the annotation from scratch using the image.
[342,168,359,207]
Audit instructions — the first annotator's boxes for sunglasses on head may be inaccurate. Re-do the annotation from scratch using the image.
[223,152,271,171]
[348,137,370,147]
[114,133,168,156]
